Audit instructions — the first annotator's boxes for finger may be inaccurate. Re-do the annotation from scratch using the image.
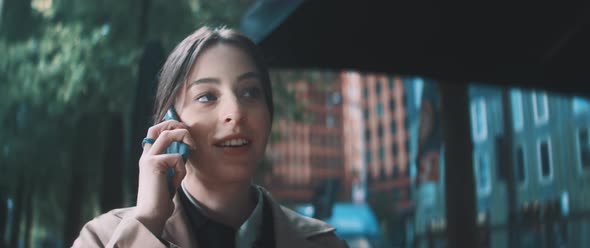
[149,153,185,197]
[139,153,183,173]
[143,120,190,153]
[172,155,187,190]
[147,129,196,155]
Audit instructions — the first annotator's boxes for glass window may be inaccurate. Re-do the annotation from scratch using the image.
[389,77,394,91]
[363,87,369,99]
[365,151,372,164]
[391,143,398,156]
[326,114,335,128]
[375,80,381,95]
[379,147,385,160]
[470,98,488,142]
[475,152,492,195]
[377,124,383,137]
[330,92,341,105]
[510,89,524,131]
[573,97,590,115]
[365,129,371,142]
[389,99,395,112]
[363,107,369,120]
[578,128,590,170]
[538,139,552,180]
[515,146,526,185]
[414,78,424,108]
[533,92,549,124]
[376,103,383,118]
[390,120,397,134]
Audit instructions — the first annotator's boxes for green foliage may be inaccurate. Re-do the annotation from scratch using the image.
[0,23,138,113]
[0,0,304,245]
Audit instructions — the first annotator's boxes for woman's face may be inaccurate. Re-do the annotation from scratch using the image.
[175,43,271,183]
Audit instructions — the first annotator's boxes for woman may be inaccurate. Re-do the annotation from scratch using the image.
[73,27,347,248]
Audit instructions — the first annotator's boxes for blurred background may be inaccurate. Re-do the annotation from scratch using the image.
[1,0,590,248]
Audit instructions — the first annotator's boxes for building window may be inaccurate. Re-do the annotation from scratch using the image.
[577,128,590,170]
[573,97,590,115]
[375,80,382,95]
[388,78,394,91]
[363,87,369,99]
[326,114,335,128]
[365,129,371,142]
[389,99,395,112]
[377,124,384,137]
[365,151,372,164]
[364,107,369,120]
[330,92,341,106]
[515,146,526,185]
[379,147,385,160]
[414,78,424,108]
[470,97,488,142]
[376,103,383,117]
[532,92,549,125]
[390,120,397,134]
[510,89,524,132]
[391,143,398,156]
[475,152,492,195]
[538,138,553,182]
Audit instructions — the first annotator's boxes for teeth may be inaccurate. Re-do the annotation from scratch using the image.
[221,139,248,147]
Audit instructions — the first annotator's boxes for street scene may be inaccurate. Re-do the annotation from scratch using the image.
[1,1,589,247]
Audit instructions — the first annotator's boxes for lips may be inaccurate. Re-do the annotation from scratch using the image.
[217,138,250,147]
[214,135,252,148]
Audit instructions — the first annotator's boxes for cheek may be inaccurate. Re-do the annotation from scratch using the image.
[186,122,211,146]
[252,113,271,141]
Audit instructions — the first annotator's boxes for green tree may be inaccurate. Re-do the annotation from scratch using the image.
[0,0,305,246]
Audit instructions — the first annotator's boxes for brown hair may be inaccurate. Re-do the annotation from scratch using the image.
[153,26,274,124]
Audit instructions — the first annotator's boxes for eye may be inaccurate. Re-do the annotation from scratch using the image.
[242,86,262,99]
[196,93,217,103]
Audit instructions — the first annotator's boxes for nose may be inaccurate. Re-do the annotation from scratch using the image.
[221,96,245,124]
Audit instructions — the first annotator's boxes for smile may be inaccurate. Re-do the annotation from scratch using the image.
[216,138,250,147]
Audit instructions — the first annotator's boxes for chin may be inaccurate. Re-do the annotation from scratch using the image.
[212,163,257,183]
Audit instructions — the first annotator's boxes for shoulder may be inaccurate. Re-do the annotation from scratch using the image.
[279,206,348,247]
[278,205,335,237]
[257,186,348,248]
[73,207,135,246]
[86,207,134,228]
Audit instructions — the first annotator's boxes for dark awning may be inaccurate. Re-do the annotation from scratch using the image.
[241,0,590,96]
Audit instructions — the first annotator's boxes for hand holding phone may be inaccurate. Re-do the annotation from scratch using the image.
[134,109,192,236]
[162,107,190,199]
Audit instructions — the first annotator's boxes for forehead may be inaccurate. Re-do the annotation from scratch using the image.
[189,43,258,80]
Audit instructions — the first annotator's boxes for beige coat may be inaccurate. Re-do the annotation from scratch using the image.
[72,187,348,248]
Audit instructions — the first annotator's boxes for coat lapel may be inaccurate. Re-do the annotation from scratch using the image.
[161,195,199,248]
[159,186,336,248]
[260,187,336,248]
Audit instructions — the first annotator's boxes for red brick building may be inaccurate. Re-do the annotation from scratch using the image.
[265,71,346,203]
[344,72,413,210]
[264,71,413,211]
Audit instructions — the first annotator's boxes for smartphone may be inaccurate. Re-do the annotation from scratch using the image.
[162,107,190,199]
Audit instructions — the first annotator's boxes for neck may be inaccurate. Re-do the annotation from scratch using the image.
[183,174,256,228]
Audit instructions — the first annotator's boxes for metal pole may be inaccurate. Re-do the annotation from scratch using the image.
[439,82,478,248]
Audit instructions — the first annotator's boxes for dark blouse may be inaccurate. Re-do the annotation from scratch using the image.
[177,187,276,248]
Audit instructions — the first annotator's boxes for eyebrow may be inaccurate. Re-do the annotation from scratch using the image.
[190,72,261,86]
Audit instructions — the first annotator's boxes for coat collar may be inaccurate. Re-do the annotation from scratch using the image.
[258,186,336,248]
[161,194,198,247]
[161,185,336,248]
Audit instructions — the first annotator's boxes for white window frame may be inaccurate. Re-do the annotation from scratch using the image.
[575,127,590,174]
[514,144,528,189]
[474,151,492,196]
[537,137,554,183]
[532,92,549,125]
[470,97,488,142]
[510,89,524,132]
